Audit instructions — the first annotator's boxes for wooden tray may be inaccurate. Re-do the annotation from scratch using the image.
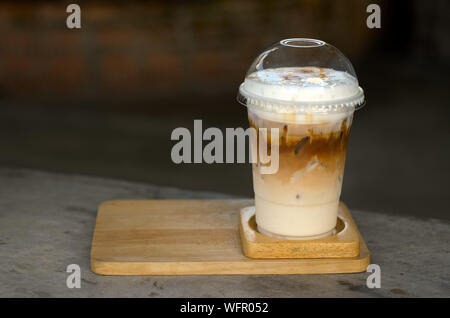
[239,205,360,259]
[90,199,370,275]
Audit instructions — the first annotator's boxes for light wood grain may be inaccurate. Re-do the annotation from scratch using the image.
[90,199,370,275]
[239,204,360,259]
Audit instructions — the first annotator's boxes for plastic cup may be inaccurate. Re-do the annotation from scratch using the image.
[237,38,365,239]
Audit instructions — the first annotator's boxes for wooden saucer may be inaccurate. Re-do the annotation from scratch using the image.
[239,203,360,259]
[90,199,370,275]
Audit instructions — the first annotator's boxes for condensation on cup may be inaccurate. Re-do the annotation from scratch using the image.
[237,38,365,240]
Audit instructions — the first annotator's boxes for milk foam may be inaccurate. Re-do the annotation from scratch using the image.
[240,67,364,123]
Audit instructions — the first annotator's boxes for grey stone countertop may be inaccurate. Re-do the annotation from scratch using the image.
[0,167,449,298]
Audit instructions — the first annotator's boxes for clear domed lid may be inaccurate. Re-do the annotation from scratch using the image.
[237,38,365,114]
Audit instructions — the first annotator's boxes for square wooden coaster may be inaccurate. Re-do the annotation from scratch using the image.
[239,204,360,259]
[91,199,370,275]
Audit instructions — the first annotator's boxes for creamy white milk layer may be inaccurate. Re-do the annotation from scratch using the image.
[240,67,363,124]
[255,196,339,239]
[244,67,360,102]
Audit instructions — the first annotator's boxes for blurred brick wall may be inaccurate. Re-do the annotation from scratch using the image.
[0,0,384,111]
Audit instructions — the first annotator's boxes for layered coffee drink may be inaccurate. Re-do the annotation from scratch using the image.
[249,107,352,239]
[238,39,364,239]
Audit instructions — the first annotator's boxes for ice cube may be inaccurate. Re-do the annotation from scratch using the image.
[306,156,319,171]
[290,170,303,182]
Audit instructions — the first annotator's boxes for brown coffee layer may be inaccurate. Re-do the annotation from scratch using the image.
[249,113,351,182]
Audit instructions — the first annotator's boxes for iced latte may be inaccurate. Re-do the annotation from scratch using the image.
[238,39,365,239]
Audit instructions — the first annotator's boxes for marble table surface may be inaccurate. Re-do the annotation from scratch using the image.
[0,167,448,297]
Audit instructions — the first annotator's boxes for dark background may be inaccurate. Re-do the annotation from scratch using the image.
[0,0,449,219]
